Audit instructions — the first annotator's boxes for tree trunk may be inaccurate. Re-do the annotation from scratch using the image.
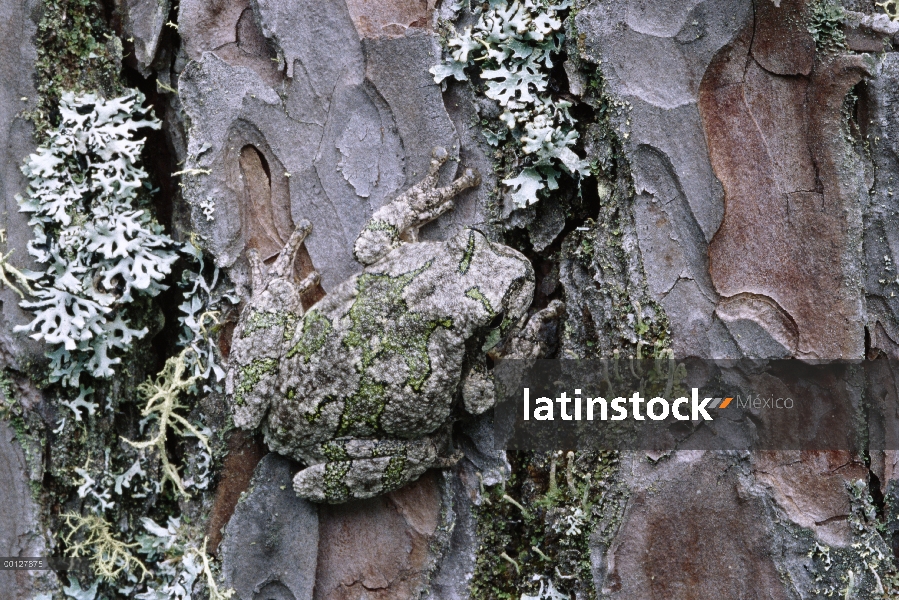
[1,0,898,598]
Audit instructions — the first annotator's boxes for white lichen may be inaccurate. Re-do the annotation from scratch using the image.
[114,459,148,495]
[62,578,99,600]
[15,91,178,386]
[176,240,234,388]
[133,521,234,600]
[74,463,115,512]
[521,576,569,600]
[198,198,216,221]
[59,385,98,421]
[432,0,588,207]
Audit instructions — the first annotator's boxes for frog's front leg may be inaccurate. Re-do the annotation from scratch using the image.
[460,300,565,417]
[494,299,565,360]
[228,221,319,430]
[293,436,457,503]
[353,147,480,266]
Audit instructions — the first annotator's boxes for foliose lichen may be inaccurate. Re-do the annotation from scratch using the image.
[808,0,847,52]
[15,91,179,387]
[432,0,588,208]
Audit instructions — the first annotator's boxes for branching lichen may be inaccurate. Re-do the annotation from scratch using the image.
[122,349,210,497]
[177,239,235,387]
[877,0,899,21]
[432,0,587,207]
[16,91,178,386]
[61,512,149,582]
[194,538,236,600]
[0,230,34,299]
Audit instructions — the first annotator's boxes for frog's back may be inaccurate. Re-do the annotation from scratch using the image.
[263,230,530,462]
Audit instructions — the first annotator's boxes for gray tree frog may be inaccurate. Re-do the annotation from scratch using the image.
[226,148,551,503]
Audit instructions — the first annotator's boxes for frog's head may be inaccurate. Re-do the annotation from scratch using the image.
[456,229,535,352]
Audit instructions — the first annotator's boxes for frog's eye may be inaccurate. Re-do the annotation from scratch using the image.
[488,311,505,329]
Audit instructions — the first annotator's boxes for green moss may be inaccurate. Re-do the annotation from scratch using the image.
[30,0,125,135]
[0,370,15,421]
[559,58,671,358]
[470,451,623,600]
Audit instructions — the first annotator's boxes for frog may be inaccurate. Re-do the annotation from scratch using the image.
[226,147,557,503]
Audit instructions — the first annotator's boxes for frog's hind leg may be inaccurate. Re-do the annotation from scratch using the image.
[293,437,450,503]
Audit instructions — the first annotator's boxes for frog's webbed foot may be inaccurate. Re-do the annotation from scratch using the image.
[354,147,480,266]
[292,437,442,503]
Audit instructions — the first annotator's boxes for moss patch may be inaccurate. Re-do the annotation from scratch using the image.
[470,451,623,600]
[30,0,125,135]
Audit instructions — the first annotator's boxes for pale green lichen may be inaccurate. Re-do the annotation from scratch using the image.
[61,512,149,582]
[808,1,847,51]
[877,0,898,21]
[432,0,587,207]
[0,230,34,299]
[802,479,899,597]
[122,349,211,497]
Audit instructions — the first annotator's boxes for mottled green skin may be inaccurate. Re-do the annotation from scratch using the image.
[227,149,536,502]
[277,230,531,502]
